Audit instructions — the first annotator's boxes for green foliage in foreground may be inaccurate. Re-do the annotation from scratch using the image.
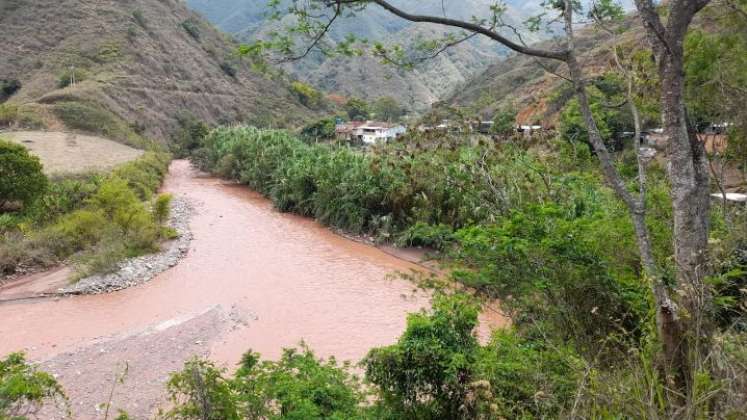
[0,353,66,420]
[164,347,365,419]
[0,139,47,210]
[162,294,580,420]
[0,152,172,277]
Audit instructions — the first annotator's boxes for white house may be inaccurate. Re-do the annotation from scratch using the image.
[353,122,407,144]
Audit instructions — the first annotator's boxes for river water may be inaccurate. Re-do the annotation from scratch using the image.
[0,160,505,416]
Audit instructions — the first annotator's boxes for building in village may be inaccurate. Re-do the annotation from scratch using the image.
[336,121,407,144]
[640,123,729,154]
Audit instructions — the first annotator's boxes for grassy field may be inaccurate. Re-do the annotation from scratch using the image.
[2,131,143,175]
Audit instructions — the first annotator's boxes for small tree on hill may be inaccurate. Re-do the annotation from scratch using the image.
[345,97,370,121]
[372,96,404,122]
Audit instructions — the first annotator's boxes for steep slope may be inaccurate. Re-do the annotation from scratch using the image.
[0,0,316,144]
[443,16,642,125]
[187,0,539,111]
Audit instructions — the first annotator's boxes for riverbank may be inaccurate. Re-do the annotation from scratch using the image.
[1,160,494,418]
[0,197,193,301]
[61,197,193,295]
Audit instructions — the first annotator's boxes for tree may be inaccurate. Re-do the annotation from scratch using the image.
[0,139,47,211]
[372,96,404,122]
[291,81,323,109]
[245,0,715,408]
[364,293,482,419]
[491,106,517,136]
[559,74,632,151]
[344,97,370,121]
[300,117,336,143]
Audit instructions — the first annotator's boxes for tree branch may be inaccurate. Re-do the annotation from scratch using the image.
[364,0,570,61]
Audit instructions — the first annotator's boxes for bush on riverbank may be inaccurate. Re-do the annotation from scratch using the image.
[161,293,582,419]
[0,152,172,277]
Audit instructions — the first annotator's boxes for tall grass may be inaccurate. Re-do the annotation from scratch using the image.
[196,126,563,237]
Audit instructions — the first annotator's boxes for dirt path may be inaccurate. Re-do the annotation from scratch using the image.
[0,161,508,419]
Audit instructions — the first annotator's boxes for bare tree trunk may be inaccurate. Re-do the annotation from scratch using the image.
[561,2,691,401]
[634,0,713,403]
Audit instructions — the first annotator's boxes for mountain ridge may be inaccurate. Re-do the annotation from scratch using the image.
[0,0,316,143]
[186,0,541,111]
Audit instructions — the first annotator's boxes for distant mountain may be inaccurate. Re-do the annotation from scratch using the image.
[442,15,643,126]
[186,0,540,111]
[0,0,317,143]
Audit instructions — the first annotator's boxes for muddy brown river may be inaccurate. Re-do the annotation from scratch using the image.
[0,160,505,418]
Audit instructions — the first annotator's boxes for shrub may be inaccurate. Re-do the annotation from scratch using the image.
[0,213,18,233]
[181,19,201,41]
[290,81,322,109]
[477,330,581,418]
[96,43,121,63]
[220,61,237,78]
[25,173,103,224]
[0,79,21,102]
[0,104,19,126]
[57,68,88,88]
[0,152,170,276]
[396,222,454,250]
[171,113,210,158]
[50,209,109,253]
[0,353,66,418]
[0,139,48,211]
[452,205,651,356]
[364,293,483,419]
[165,345,365,419]
[153,193,172,227]
[111,152,170,200]
[0,104,44,129]
[132,9,147,28]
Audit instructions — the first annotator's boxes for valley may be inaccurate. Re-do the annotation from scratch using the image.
[0,0,745,418]
[2,160,505,417]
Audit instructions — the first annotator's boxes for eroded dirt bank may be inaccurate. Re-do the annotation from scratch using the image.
[0,161,505,418]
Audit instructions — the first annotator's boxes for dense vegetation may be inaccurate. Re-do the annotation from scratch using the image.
[157,293,581,419]
[1,2,745,418]
[0,140,47,211]
[0,151,173,279]
[188,123,746,417]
